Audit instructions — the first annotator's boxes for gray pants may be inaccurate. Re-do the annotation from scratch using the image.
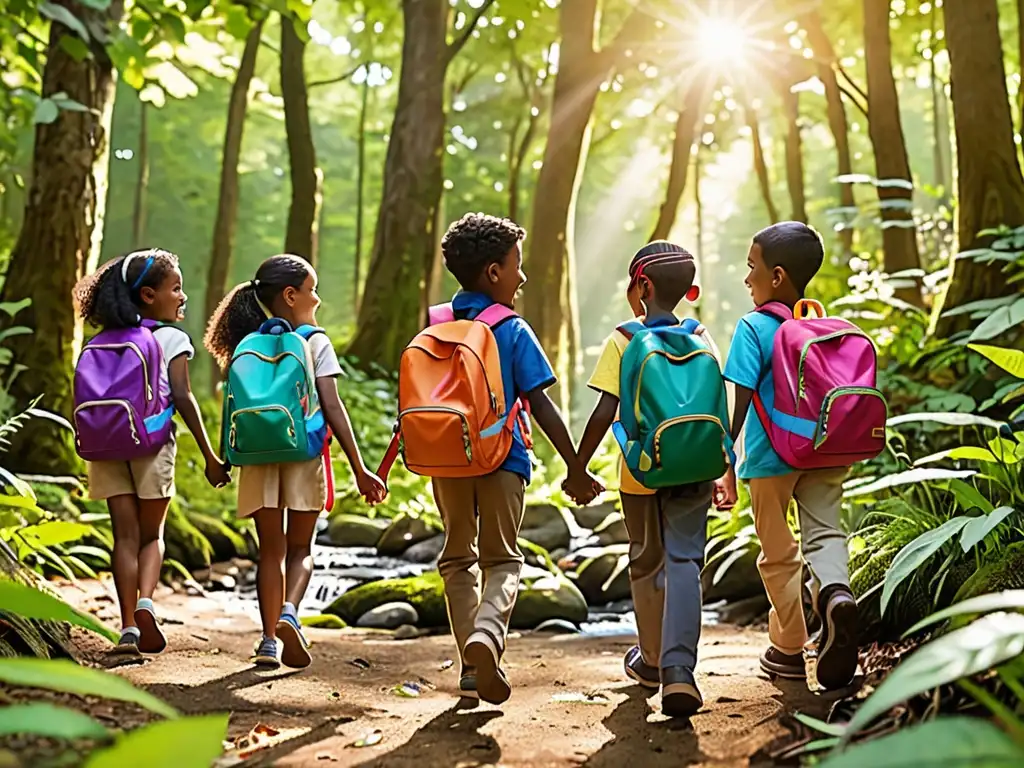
[621,484,711,671]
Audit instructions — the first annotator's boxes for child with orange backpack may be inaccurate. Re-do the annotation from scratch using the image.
[379,213,603,705]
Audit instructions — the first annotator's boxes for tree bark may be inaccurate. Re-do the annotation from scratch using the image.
[131,101,148,247]
[1018,0,1024,141]
[649,73,712,241]
[204,19,261,395]
[0,1,123,474]
[930,7,949,205]
[354,75,369,313]
[743,98,779,225]
[936,0,1024,335]
[863,0,924,306]
[526,0,655,412]
[281,16,319,265]
[802,11,855,254]
[780,86,807,224]
[0,540,70,658]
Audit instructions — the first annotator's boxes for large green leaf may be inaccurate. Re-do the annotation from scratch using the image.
[19,521,94,549]
[948,479,996,514]
[84,714,227,768]
[0,581,118,642]
[0,659,177,718]
[821,717,1024,767]
[968,297,1024,342]
[904,591,1024,637]
[969,345,1024,379]
[843,612,1024,738]
[0,703,109,740]
[960,507,1016,552]
[881,518,972,616]
[843,468,976,498]
[887,412,1006,430]
[39,2,91,41]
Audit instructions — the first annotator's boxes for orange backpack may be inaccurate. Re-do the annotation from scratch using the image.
[378,303,530,479]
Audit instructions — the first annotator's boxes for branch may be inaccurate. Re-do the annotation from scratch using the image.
[447,0,496,63]
[838,82,869,120]
[837,62,868,105]
[308,62,364,90]
[598,4,660,72]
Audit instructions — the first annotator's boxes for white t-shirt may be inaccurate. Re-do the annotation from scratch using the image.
[308,332,342,378]
[153,325,194,370]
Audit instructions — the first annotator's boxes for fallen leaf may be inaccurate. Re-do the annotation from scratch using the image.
[439,659,455,671]
[350,729,383,748]
[216,723,309,765]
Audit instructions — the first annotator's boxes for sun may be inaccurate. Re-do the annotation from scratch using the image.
[695,17,751,65]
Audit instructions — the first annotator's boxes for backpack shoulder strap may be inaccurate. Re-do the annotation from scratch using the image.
[258,317,294,335]
[428,303,455,326]
[679,318,700,334]
[616,320,646,341]
[295,325,326,341]
[475,303,517,328]
[756,302,793,323]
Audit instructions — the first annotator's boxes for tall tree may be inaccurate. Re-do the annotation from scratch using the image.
[526,0,656,411]
[281,16,319,265]
[0,2,124,474]
[132,102,149,247]
[936,0,1024,335]
[204,19,262,394]
[742,95,779,225]
[778,79,807,224]
[863,0,923,306]
[347,1,494,369]
[353,73,370,313]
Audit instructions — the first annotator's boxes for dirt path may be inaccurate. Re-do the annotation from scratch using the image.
[61,581,836,767]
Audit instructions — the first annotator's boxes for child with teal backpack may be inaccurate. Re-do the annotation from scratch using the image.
[205,255,385,669]
[574,241,733,718]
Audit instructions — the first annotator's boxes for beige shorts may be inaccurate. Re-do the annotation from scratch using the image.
[237,458,326,518]
[87,434,177,501]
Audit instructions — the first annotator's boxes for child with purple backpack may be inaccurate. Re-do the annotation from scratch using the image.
[73,249,231,655]
[716,222,886,691]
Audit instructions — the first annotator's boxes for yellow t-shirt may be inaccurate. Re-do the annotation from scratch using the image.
[588,323,721,496]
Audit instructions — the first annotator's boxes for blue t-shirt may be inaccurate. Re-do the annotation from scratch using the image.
[723,311,791,480]
[451,291,556,483]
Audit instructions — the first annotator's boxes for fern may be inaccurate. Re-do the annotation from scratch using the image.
[0,395,41,454]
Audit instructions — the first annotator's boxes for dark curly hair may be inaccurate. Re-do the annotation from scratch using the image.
[441,212,525,289]
[629,240,696,308]
[204,254,314,370]
[73,249,180,329]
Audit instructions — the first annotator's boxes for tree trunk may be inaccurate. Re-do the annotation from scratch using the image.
[930,7,949,205]
[346,0,449,369]
[936,0,1024,335]
[131,101,148,247]
[0,1,123,474]
[281,16,319,265]
[204,19,261,395]
[863,0,924,305]
[743,98,779,225]
[354,75,369,313]
[693,148,704,324]
[649,73,711,241]
[1018,0,1024,141]
[802,11,855,254]
[780,86,807,224]
[0,540,70,658]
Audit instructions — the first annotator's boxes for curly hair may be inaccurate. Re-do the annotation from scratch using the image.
[73,249,180,330]
[441,212,525,289]
[204,254,314,370]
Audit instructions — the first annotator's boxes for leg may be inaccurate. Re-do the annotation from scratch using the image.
[107,495,141,631]
[432,477,482,667]
[619,492,664,687]
[253,508,287,640]
[284,510,319,609]
[134,498,170,653]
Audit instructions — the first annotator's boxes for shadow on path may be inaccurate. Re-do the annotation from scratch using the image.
[354,704,503,768]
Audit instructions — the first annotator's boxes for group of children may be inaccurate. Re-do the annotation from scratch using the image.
[72,213,872,720]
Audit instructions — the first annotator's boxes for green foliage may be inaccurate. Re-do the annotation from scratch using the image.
[84,714,229,768]
[904,590,1024,637]
[0,702,111,740]
[0,581,117,642]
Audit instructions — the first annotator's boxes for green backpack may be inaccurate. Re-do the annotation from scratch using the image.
[611,318,734,488]
[222,319,329,466]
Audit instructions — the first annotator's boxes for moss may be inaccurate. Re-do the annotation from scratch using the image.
[301,614,348,629]
[325,571,448,626]
[954,543,1024,603]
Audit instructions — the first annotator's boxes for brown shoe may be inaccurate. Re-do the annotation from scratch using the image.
[464,631,511,705]
[816,586,859,690]
[759,646,806,679]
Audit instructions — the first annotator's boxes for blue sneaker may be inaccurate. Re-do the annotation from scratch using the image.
[623,645,660,690]
[276,613,312,669]
[253,635,281,668]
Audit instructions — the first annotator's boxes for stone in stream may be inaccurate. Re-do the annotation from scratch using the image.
[376,514,443,557]
[356,601,420,630]
[593,513,628,546]
[534,619,580,634]
[403,534,445,564]
[571,544,632,605]
[519,503,571,552]
[701,546,764,604]
[570,500,619,531]
[327,514,390,548]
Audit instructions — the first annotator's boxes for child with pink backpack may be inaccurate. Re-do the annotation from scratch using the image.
[716,222,886,691]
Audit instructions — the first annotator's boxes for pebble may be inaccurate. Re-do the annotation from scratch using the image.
[356,602,419,630]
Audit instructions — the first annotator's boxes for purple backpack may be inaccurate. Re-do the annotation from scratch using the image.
[73,319,175,461]
[752,299,887,470]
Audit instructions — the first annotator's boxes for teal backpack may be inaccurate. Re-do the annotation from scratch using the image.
[222,319,329,466]
[611,318,734,488]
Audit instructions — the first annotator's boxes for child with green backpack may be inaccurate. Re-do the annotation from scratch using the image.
[574,241,733,719]
[205,255,385,669]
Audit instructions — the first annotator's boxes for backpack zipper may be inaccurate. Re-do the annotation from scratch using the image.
[797,329,873,400]
[81,342,152,400]
[815,387,888,449]
[398,406,472,462]
[653,414,724,465]
[231,350,321,417]
[633,348,716,422]
[229,405,297,450]
[73,399,141,445]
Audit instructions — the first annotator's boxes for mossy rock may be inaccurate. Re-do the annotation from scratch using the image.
[327,514,389,548]
[164,501,213,570]
[188,510,251,563]
[510,571,588,629]
[376,514,443,557]
[301,614,348,629]
[954,543,1024,603]
[572,545,631,605]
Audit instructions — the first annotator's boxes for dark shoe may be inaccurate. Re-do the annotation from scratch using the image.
[464,632,511,705]
[816,586,859,690]
[759,647,806,679]
[253,635,281,668]
[623,645,660,690]
[458,672,480,708]
[276,613,312,669]
[661,666,703,719]
[112,629,141,656]
[134,605,167,654]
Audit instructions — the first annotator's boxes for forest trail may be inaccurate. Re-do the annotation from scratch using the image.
[61,581,837,767]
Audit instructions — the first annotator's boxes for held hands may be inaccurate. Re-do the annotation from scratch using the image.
[562,466,605,506]
[205,458,231,489]
[713,467,738,511]
[356,465,387,506]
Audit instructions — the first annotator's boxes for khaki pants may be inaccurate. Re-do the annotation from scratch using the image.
[748,469,848,655]
[431,470,526,666]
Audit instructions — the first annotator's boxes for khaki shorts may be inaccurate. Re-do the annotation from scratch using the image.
[237,458,326,518]
[87,434,177,501]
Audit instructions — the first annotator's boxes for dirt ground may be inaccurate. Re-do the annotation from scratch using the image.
[58,580,841,767]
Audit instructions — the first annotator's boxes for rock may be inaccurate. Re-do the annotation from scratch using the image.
[520,504,571,551]
[701,547,764,604]
[376,514,442,557]
[511,573,589,630]
[301,614,348,629]
[594,513,628,546]
[208,574,236,592]
[534,619,580,634]
[394,624,423,640]
[572,544,632,605]
[328,514,390,548]
[403,534,445,564]
[357,601,420,630]
[571,500,619,531]
[715,594,769,626]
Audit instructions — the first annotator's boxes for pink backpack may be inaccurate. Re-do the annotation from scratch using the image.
[752,299,887,469]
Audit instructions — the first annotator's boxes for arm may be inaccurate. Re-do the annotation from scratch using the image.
[168,356,229,487]
[527,388,603,503]
[576,392,618,468]
[316,377,385,503]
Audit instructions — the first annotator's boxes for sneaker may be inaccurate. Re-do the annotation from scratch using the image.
[816,586,859,690]
[661,666,703,719]
[134,602,167,654]
[113,629,141,656]
[253,635,281,668]
[276,613,312,669]
[759,647,806,679]
[464,631,511,705]
[458,672,480,708]
[623,645,660,690]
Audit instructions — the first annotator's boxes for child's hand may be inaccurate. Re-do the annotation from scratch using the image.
[356,466,387,505]
[205,458,231,489]
[713,468,737,511]
[563,469,603,506]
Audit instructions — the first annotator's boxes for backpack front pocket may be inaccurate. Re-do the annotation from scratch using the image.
[649,414,728,486]
[814,387,888,455]
[399,407,472,468]
[230,405,299,454]
[74,399,146,456]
